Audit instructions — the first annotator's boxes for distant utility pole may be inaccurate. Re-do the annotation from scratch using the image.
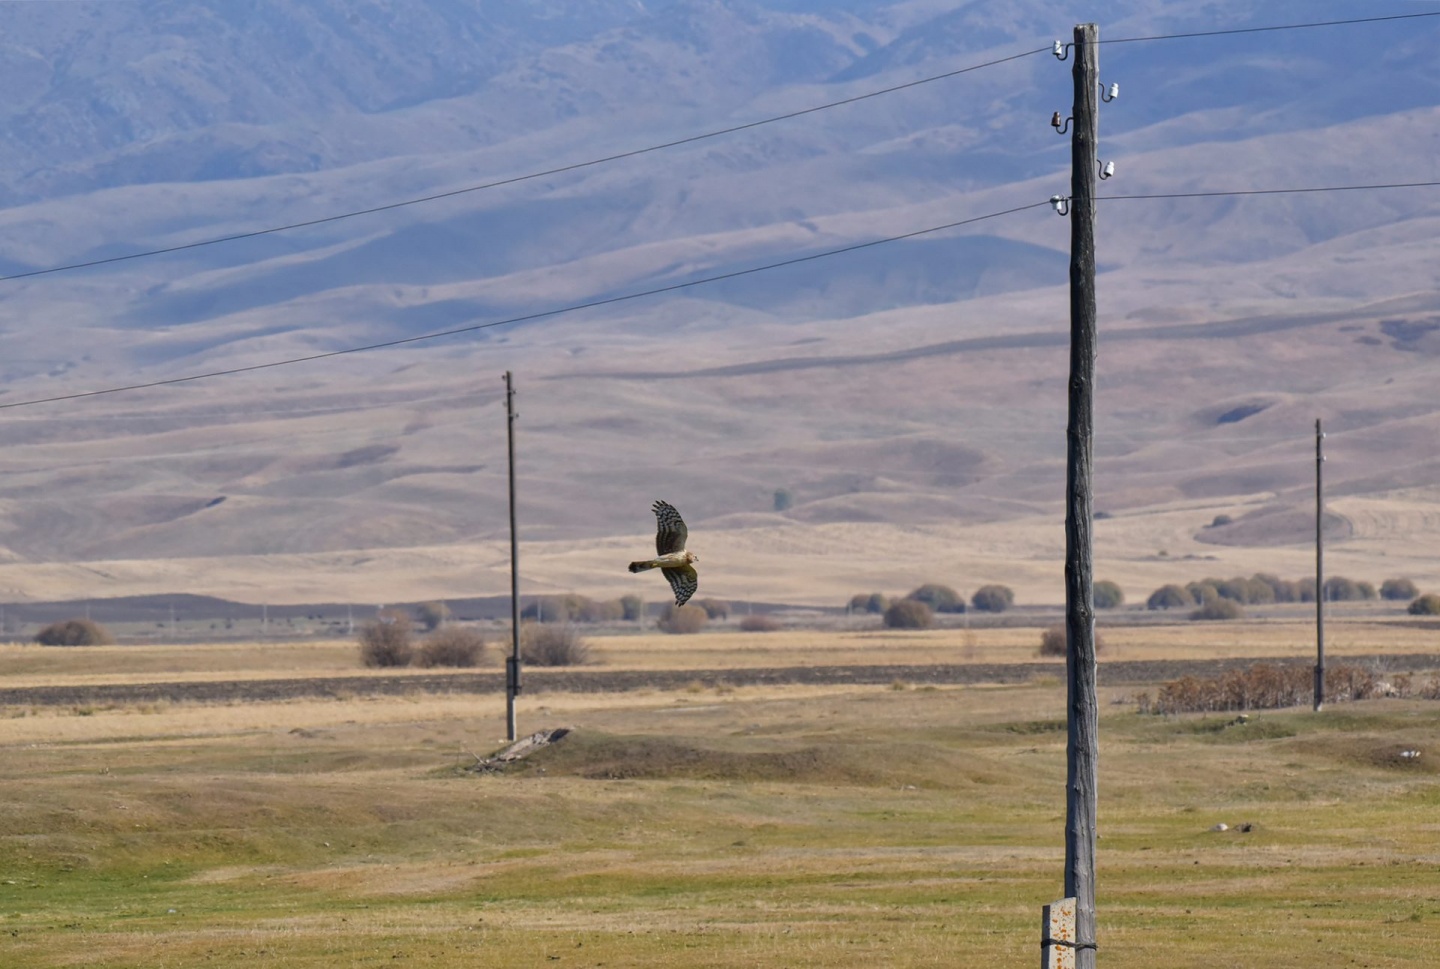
[1060,22,1100,969]
[504,371,522,742]
[1314,418,1326,711]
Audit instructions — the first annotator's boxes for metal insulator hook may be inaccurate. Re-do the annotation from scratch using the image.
[1051,111,1072,135]
[1052,39,1071,61]
[1050,195,1071,217]
[1099,160,1115,180]
[1100,81,1119,103]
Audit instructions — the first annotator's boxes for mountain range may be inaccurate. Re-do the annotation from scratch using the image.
[0,0,1437,608]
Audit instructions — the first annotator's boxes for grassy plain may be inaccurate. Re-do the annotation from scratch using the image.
[2,628,1439,967]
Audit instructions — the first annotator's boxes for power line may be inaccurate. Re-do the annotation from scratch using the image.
[1096,179,1440,201]
[4,11,1433,286]
[1103,10,1440,45]
[6,176,1438,413]
[0,201,1050,412]
[0,46,1049,286]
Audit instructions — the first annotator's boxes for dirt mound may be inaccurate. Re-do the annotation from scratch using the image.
[492,730,887,785]
[478,728,1004,789]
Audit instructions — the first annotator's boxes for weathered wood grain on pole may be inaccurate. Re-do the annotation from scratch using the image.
[1314,418,1325,711]
[505,371,522,742]
[1064,22,1100,969]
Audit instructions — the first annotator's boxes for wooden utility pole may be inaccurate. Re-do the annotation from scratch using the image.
[1314,418,1325,711]
[504,371,522,741]
[1062,21,1100,969]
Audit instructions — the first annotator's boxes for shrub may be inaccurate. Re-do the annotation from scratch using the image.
[848,592,888,614]
[520,623,590,666]
[415,601,450,631]
[906,584,964,613]
[971,584,1015,613]
[1189,594,1242,621]
[1150,662,1383,714]
[1146,584,1194,610]
[414,627,486,668]
[739,615,781,632]
[34,618,115,646]
[884,599,934,629]
[1323,576,1374,602]
[1093,580,1124,609]
[1038,624,1106,657]
[657,603,709,634]
[694,598,730,621]
[358,611,414,667]
[576,598,625,622]
[1408,593,1440,616]
[1209,514,1233,528]
[619,595,645,621]
[1251,573,1297,603]
[1186,580,1222,604]
[1381,578,1419,601]
[521,595,580,623]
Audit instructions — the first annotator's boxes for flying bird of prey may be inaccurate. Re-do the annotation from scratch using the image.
[628,499,699,606]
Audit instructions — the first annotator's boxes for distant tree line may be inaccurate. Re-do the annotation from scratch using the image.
[1145,574,1437,621]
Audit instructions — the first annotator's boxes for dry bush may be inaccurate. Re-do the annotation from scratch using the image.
[414,627,486,668]
[1038,624,1106,657]
[738,614,781,632]
[358,612,414,668]
[576,598,625,622]
[694,598,730,621]
[522,595,590,623]
[1381,577,1419,601]
[1189,594,1242,621]
[884,599,933,629]
[1252,573,1300,603]
[1093,580,1124,609]
[35,618,115,646]
[848,592,888,614]
[1146,584,1193,610]
[657,603,709,634]
[971,584,1015,613]
[520,623,590,666]
[906,584,964,613]
[1150,663,1384,714]
[415,601,450,631]
[619,595,644,621]
[1408,593,1440,616]
[1323,576,1375,602]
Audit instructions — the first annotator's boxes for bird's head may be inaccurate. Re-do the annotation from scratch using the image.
[685,551,699,565]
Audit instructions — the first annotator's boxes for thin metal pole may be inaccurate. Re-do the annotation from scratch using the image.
[1063,22,1100,969]
[1314,418,1325,711]
[504,371,521,741]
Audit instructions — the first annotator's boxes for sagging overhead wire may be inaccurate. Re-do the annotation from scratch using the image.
[0,46,1049,286]
[1102,9,1440,45]
[0,200,1051,412]
[5,10,1434,285]
[1042,178,1440,211]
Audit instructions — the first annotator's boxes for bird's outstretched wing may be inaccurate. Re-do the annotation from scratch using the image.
[653,500,688,555]
[662,565,698,607]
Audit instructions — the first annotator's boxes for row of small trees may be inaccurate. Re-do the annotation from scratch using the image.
[1147,574,1427,610]
[522,594,739,624]
[849,583,1021,624]
[356,611,595,668]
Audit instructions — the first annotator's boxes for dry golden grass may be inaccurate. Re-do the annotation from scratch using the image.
[4,661,1440,968]
[2,614,1434,692]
